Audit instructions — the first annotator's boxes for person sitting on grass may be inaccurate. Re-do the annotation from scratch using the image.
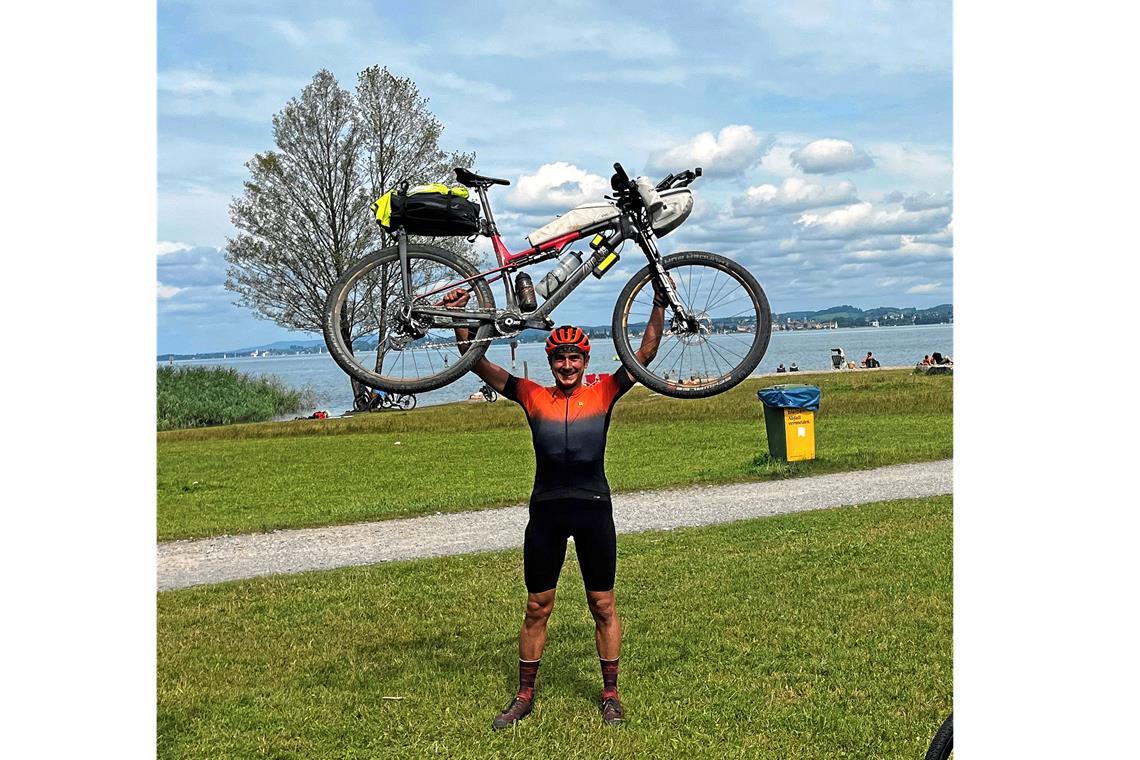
[776,363,786,373]
[921,355,932,366]
[861,352,881,368]
[932,352,953,366]
[444,281,665,730]
[789,362,799,372]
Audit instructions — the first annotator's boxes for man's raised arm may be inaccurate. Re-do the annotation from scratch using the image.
[443,289,510,393]
[633,284,667,366]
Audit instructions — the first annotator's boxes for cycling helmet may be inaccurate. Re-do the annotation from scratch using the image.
[545,325,590,356]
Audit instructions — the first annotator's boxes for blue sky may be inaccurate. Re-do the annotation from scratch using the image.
[157,0,952,354]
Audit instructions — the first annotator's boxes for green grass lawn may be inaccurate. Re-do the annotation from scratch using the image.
[158,495,952,759]
[157,370,951,540]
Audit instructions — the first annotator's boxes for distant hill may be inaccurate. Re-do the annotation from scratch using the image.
[775,304,952,328]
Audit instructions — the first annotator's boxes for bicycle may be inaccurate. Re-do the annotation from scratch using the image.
[353,387,417,412]
[479,383,499,403]
[323,162,772,399]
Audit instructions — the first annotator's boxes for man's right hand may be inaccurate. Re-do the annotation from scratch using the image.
[442,288,470,309]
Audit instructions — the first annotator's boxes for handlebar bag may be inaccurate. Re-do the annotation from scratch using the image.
[372,183,481,237]
[651,188,694,238]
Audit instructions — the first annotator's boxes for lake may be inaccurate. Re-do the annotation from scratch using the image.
[160,323,953,418]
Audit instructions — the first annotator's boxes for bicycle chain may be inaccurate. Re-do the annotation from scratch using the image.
[401,328,517,353]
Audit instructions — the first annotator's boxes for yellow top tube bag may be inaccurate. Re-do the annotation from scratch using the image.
[371,184,480,237]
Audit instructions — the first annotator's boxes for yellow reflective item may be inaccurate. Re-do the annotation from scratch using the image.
[371,193,394,226]
[408,183,470,198]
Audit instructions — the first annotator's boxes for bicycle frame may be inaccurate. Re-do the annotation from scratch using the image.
[404,183,688,334]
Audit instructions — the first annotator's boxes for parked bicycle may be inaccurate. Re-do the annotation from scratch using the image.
[479,383,499,403]
[353,386,417,412]
[323,162,772,399]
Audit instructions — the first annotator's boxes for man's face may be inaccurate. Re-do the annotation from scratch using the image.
[550,351,588,390]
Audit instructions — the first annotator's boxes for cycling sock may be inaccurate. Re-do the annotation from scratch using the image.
[600,657,619,699]
[517,659,540,702]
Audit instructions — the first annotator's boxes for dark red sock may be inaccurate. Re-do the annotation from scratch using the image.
[600,657,619,699]
[517,659,540,702]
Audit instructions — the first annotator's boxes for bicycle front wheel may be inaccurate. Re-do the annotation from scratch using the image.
[323,243,496,393]
[396,394,417,411]
[612,251,771,399]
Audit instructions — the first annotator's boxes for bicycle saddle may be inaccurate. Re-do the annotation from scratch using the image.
[454,167,510,187]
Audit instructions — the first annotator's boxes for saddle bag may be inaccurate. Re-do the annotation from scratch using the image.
[372,183,481,237]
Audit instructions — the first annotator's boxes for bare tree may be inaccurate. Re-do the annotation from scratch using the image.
[225,67,480,394]
[351,66,480,375]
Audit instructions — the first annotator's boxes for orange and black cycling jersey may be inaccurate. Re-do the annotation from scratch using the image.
[502,371,635,503]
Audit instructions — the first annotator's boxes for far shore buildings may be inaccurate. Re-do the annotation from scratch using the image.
[775,318,839,331]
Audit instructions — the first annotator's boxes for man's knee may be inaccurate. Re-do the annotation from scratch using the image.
[587,592,617,625]
[525,593,555,626]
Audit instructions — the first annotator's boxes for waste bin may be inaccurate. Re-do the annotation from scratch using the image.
[756,384,821,462]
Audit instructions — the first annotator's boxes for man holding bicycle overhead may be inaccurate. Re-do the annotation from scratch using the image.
[443,283,666,729]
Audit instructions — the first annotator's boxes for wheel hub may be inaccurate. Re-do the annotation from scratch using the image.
[675,311,713,346]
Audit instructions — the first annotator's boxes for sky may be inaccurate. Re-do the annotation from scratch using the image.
[157,0,952,354]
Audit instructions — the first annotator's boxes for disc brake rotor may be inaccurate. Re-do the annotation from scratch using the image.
[674,311,713,346]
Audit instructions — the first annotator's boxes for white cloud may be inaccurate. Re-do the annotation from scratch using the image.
[424,72,512,103]
[648,125,767,177]
[734,177,858,216]
[506,162,610,212]
[797,201,951,238]
[758,145,805,177]
[157,241,193,257]
[791,138,874,174]
[870,142,952,183]
[480,10,679,61]
[907,282,943,294]
[157,70,232,96]
[157,282,184,300]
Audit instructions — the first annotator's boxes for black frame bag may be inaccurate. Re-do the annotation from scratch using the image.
[373,184,481,237]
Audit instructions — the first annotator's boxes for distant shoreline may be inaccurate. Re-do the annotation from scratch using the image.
[157,322,953,362]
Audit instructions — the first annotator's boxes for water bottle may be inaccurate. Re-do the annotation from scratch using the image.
[535,251,582,299]
[515,272,537,312]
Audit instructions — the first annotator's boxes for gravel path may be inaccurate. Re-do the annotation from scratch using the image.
[158,459,952,591]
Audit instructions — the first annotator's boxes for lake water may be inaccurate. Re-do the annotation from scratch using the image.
[161,323,953,418]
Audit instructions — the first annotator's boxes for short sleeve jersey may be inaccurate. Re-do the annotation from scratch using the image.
[502,370,636,503]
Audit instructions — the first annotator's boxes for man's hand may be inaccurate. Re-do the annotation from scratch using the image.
[442,288,471,309]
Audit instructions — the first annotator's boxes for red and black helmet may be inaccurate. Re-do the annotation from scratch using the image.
[545,325,590,356]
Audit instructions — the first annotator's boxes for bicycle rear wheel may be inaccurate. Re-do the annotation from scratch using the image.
[395,393,417,411]
[612,251,771,399]
[322,243,496,393]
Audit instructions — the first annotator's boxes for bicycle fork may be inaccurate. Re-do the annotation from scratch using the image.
[635,230,694,329]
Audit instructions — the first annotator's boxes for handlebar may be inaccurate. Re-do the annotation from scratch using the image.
[609,161,702,221]
[611,162,631,192]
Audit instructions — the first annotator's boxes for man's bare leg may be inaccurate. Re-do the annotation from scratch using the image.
[587,589,625,724]
[520,589,556,660]
[493,589,555,730]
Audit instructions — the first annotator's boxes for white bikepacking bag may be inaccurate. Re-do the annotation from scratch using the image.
[527,202,620,246]
[651,188,693,238]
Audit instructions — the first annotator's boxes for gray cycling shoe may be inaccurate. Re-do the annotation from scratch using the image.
[600,695,625,725]
[492,696,533,730]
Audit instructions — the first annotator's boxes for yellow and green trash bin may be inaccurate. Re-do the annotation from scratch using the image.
[756,384,821,462]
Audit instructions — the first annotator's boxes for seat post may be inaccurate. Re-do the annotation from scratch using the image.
[474,184,498,236]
